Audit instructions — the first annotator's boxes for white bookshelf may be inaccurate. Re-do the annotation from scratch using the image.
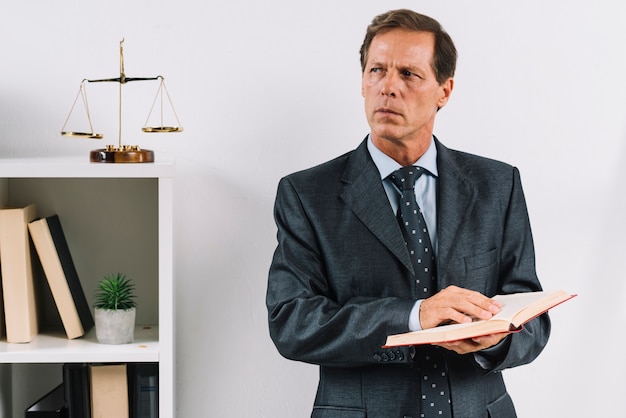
[0,157,174,418]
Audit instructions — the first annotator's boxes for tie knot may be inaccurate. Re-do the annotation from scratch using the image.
[389,166,425,190]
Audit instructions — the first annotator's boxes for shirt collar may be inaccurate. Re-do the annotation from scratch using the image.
[367,135,439,180]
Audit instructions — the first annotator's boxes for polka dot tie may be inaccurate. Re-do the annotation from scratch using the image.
[390,166,452,418]
[389,166,436,295]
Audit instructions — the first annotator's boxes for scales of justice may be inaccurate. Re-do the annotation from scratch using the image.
[61,39,183,163]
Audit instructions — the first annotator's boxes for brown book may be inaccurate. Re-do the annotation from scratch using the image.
[29,215,94,339]
[90,364,129,418]
[0,204,38,343]
[384,290,575,347]
[0,276,4,339]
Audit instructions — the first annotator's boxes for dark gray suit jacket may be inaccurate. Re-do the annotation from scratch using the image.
[267,137,550,418]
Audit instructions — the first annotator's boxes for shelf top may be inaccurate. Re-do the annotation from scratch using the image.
[0,325,159,363]
[0,157,175,178]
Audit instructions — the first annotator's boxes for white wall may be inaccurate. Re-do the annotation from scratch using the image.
[2,1,625,416]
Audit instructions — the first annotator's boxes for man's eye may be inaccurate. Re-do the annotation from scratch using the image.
[404,70,425,80]
[370,68,381,73]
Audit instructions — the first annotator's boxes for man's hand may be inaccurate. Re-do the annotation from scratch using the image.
[419,285,502,330]
[436,332,510,354]
[419,285,506,353]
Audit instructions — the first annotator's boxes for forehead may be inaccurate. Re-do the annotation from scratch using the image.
[367,29,436,66]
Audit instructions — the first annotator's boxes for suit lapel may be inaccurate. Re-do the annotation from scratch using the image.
[435,140,477,288]
[338,138,479,281]
[339,140,414,273]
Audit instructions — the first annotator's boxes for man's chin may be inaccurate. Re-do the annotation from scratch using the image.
[371,126,406,142]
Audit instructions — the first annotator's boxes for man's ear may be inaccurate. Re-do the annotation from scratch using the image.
[437,78,454,109]
[361,74,366,97]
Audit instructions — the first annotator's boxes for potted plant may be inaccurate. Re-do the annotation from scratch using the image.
[93,273,137,344]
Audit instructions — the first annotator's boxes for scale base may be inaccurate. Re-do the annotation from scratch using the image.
[90,145,154,163]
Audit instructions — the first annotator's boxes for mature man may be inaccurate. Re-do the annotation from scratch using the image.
[267,9,549,417]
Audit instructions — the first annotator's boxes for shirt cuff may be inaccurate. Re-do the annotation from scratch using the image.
[408,299,424,332]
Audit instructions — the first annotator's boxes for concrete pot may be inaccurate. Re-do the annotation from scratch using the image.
[94,307,136,344]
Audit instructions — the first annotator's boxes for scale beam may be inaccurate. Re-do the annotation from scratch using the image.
[86,76,161,84]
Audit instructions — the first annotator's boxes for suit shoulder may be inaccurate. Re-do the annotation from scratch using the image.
[448,147,512,168]
[280,149,353,185]
[444,146,517,179]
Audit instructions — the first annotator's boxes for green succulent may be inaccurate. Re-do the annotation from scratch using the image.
[94,273,137,310]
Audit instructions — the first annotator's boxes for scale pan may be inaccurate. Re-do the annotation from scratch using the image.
[142,126,183,133]
[61,131,104,139]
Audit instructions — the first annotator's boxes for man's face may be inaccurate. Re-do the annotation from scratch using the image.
[362,29,453,150]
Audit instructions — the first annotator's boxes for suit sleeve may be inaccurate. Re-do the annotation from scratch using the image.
[266,177,416,368]
[480,167,551,371]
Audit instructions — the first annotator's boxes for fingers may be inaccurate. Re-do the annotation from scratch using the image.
[419,285,502,330]
[436,332,509,355]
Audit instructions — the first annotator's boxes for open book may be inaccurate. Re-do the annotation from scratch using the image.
[384,290,575,347]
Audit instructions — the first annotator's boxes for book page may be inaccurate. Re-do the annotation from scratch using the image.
[493,290,571,327]
[490,292,546,323]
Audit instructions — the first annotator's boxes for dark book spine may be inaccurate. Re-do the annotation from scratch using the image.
[63,363,91,418]
[128,363,159,418]
[47,215,94,332]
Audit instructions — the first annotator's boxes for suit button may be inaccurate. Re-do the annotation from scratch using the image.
[373,353,382,362]
[381,353,389,362]
[388,351,396,361]
[396,350,404,361]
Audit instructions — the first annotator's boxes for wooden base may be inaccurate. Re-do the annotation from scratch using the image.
[90,148,155,163]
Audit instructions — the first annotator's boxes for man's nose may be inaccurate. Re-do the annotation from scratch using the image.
[381,72,398,97]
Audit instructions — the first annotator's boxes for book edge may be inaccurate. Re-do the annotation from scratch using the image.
[29,217,85,339]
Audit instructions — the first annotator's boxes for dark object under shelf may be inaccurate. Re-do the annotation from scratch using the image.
[25,383,67,417]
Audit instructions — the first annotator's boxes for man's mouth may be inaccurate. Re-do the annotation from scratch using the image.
[376,107,401,116]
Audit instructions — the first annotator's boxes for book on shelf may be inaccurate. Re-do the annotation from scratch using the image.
[128,362,159,418]
[384,290,576,347]
[63,363,91,418]
[0,204,39,343]
[90,364,129,418]
[0,277,4,339]
[25,383,67,417]
[29,215,94,339]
